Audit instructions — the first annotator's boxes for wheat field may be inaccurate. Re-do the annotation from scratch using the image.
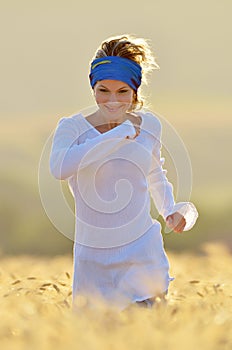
[0,243,231,350]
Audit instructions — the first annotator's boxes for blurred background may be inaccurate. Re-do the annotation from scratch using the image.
[0,0,231,255]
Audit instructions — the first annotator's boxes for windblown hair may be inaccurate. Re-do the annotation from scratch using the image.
[91,34,159,111]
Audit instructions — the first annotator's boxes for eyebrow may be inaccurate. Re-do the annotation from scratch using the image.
[98,84,129,90]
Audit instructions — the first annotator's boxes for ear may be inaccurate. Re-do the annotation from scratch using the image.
[133,91,137,103]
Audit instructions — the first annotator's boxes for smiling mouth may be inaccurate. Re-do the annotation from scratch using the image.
[106,108,119,112]
[105,105,123,112]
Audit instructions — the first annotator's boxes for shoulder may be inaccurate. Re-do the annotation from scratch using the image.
[55,113,84,132]
[139,110,162,139]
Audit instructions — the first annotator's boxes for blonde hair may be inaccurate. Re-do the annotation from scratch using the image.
[92,34,159,111]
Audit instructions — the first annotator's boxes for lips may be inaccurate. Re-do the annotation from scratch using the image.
[106,107,120,112]
[105,103,123,113]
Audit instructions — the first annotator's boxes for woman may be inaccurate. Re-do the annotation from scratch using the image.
[50,35,198,311]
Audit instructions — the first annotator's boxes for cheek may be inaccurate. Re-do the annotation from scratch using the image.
[118,92,134,103]
[94,92,108,104]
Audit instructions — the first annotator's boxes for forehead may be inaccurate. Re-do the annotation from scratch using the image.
[95,80,131,90]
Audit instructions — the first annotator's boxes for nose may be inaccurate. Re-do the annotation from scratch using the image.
[108,93,118,102]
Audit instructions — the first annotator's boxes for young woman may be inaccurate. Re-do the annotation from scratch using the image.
[50,35,198,311]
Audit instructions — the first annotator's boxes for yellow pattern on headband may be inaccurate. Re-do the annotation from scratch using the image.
[91,60,111,70]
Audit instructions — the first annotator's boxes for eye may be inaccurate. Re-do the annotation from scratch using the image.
[99,88,108,92]
[118,89,129,94]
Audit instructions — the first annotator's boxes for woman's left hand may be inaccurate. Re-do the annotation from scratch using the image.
[166,212,186,233]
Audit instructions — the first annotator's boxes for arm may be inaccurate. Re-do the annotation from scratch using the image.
[147,119,198,232]
[50,116,136,180]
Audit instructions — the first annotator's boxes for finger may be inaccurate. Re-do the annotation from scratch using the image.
[132,132,138,139]
[174,219,186,233]
[173,223,184,233]
[174,226,184,233]
[166,216,174,228]
[175,220,185,230]
[134,129,140,138]
[125,134,137,140]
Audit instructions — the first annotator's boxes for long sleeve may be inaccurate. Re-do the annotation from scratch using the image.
[147,118,198,231]
[50,116,136,180]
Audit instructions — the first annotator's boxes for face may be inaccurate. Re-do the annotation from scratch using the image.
[93,80,134,120]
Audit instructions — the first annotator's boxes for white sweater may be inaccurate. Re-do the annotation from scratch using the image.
[50,110,198,310]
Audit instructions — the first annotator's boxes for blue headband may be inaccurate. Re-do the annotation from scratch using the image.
[89,56,142,91]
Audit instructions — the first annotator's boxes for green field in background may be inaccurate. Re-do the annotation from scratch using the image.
[1,97,231,255]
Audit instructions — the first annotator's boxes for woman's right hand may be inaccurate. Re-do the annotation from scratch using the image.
[125,128,140,139]
[125,115,141,139]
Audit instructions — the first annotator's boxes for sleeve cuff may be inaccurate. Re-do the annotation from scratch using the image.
[165,202,199,231]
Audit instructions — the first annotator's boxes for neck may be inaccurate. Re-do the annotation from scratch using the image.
[95,110,127,130]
